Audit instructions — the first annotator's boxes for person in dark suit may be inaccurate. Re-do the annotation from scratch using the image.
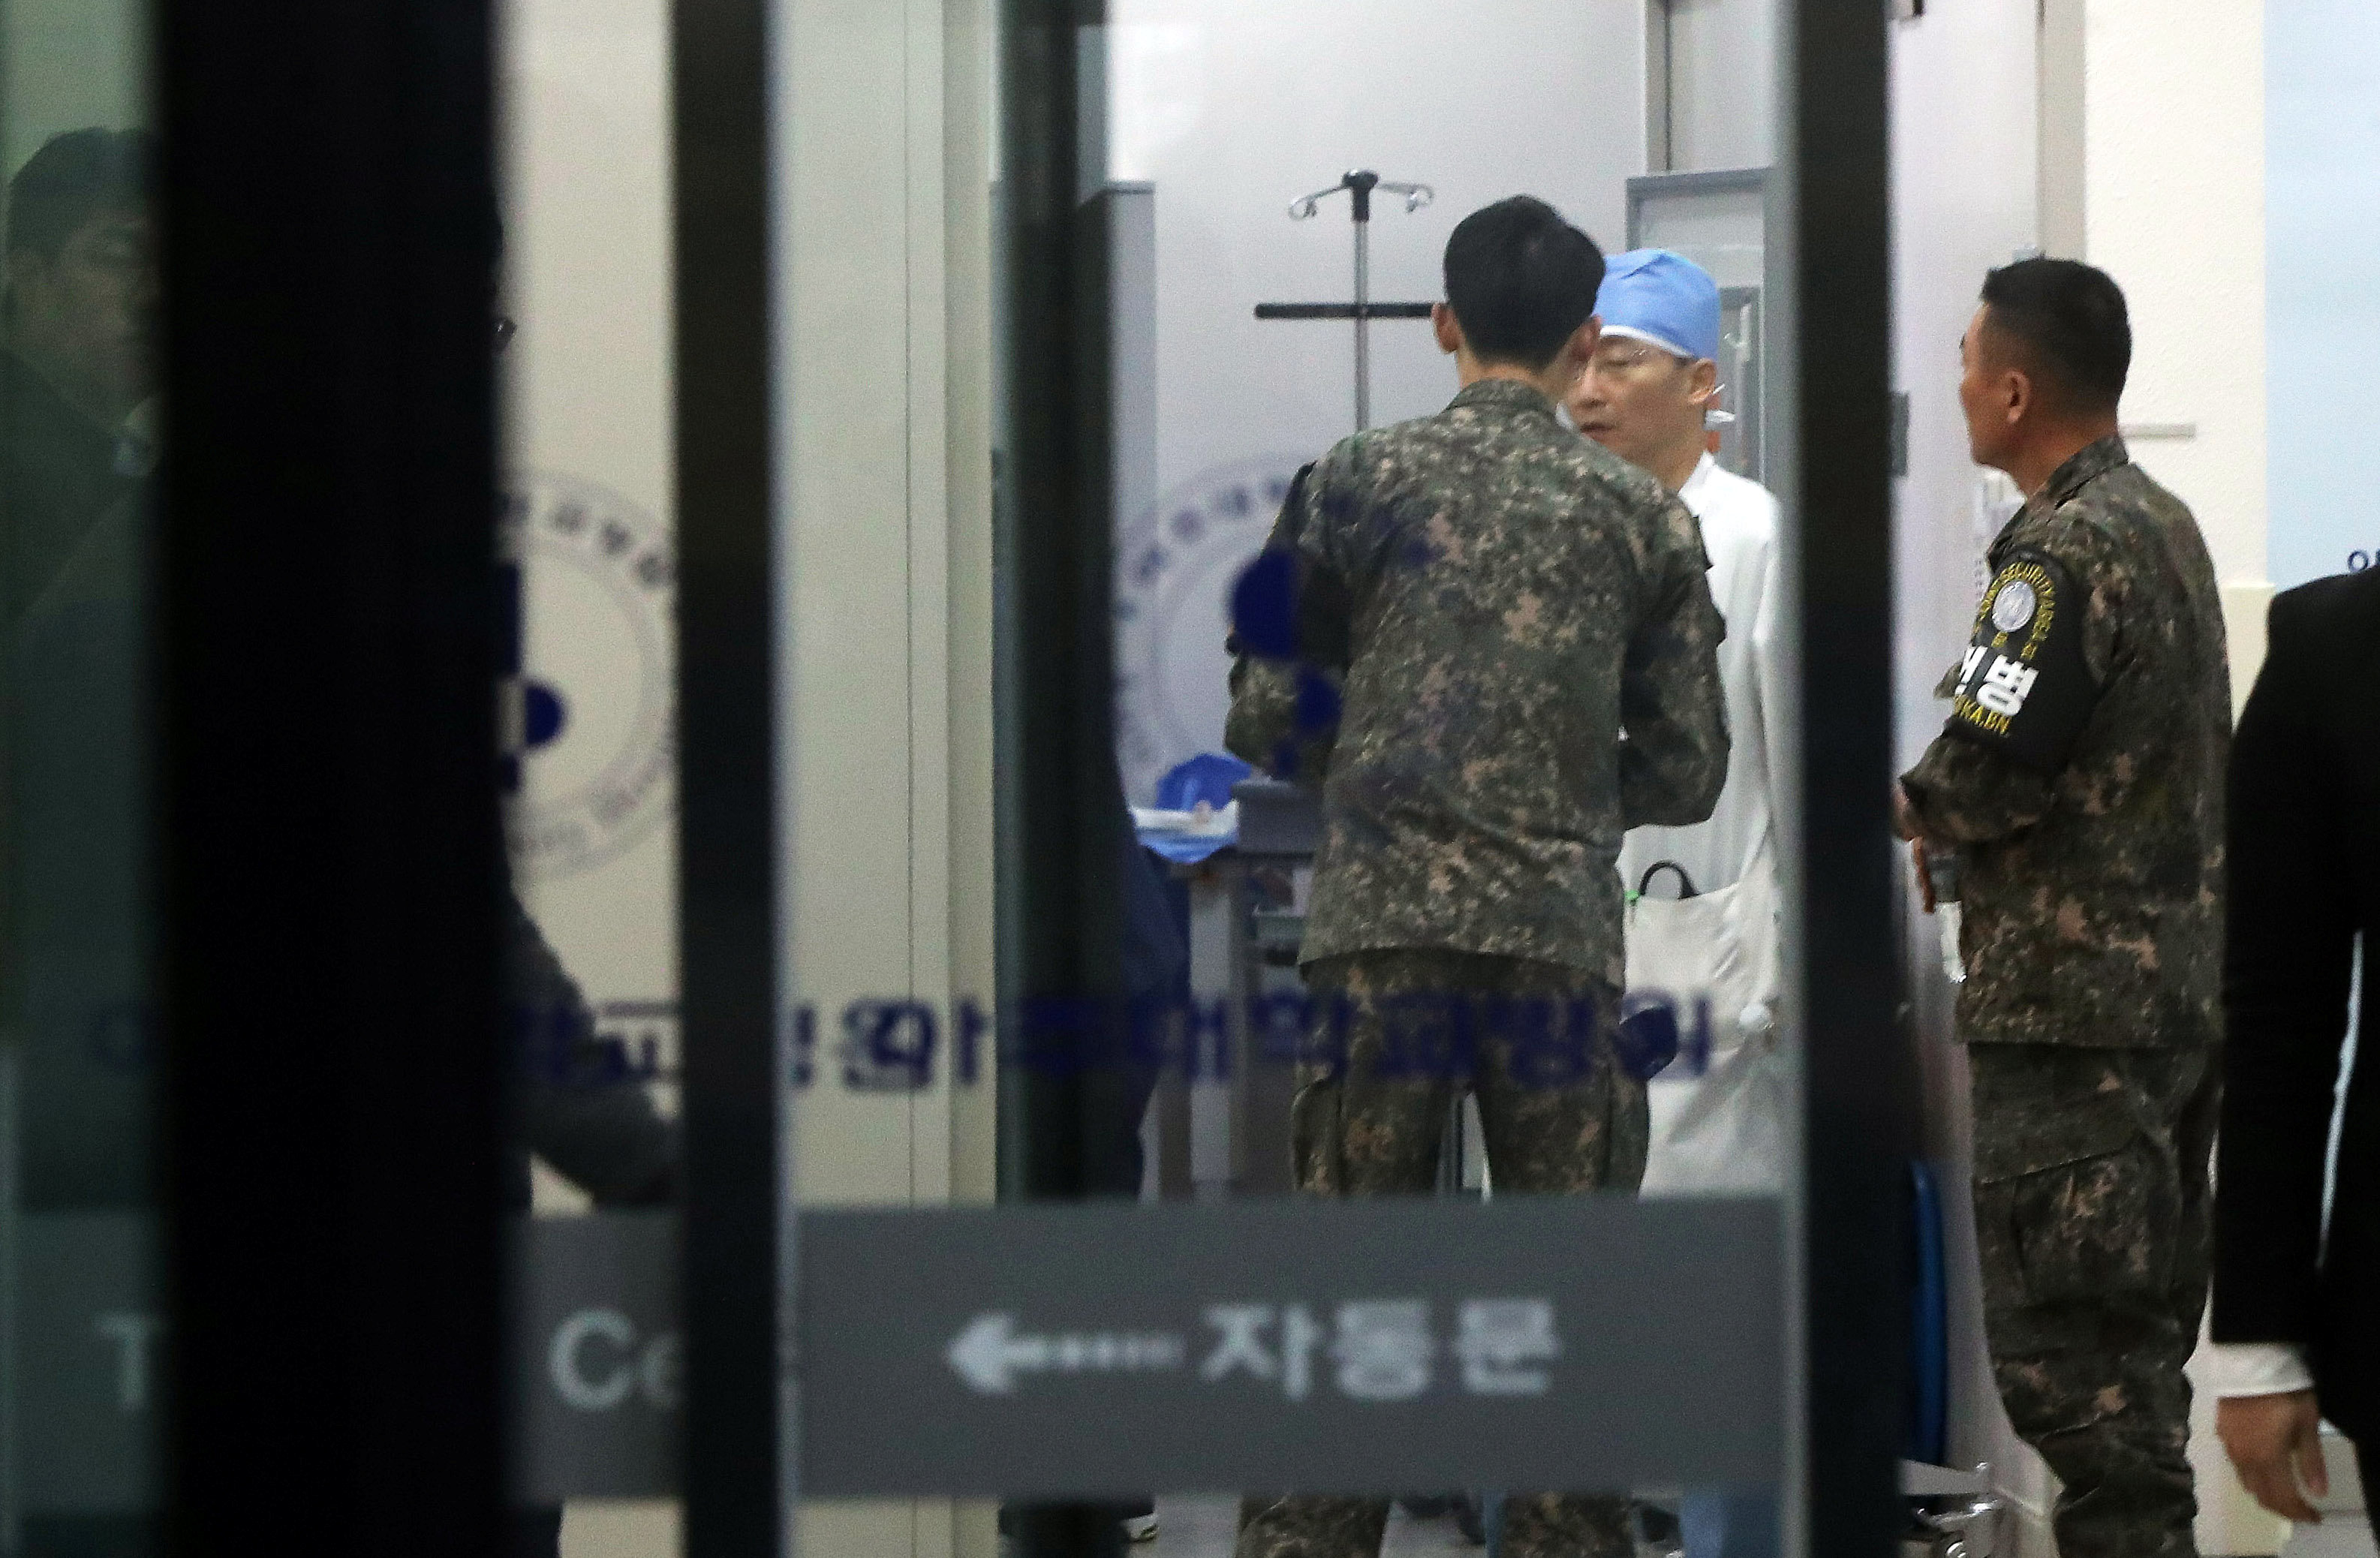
[2213,566,2379,1528]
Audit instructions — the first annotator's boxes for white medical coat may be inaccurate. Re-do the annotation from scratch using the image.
[1619,453,1789,1195]
[1617,453,1785,900]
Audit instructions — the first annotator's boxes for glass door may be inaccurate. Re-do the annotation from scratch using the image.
[723,2,1900,1556]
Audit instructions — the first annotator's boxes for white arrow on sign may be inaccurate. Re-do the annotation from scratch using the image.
[946,1313,1190,1394]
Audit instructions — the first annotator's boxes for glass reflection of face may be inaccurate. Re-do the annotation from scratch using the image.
[1565,335,1706,474]
[10,204,158,419]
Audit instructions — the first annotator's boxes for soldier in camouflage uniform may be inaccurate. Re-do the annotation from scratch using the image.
[1898,259,2229,1558]
[1224,195,1729,1558]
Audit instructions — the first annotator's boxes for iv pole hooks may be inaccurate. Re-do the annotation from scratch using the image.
[1286,169,1434,222]
[1286,170,1434,430]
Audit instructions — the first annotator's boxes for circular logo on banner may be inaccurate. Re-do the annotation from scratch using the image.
[502,474,676,880]
[1114,456,1308,805]
[1989,577,2038,633]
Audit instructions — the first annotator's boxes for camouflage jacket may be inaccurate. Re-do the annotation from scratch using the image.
[1902,437,2229,1048]
[1225,377,1729,984]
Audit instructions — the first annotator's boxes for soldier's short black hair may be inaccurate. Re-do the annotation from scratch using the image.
[7,128,155,261]
[1443,196,1605,371]
[1980,257,2130,414]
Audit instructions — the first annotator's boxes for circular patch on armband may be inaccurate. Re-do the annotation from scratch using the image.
[1989,577,2038,634]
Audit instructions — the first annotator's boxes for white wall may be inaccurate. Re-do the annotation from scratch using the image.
[2073,19,2280,1538]
[775,2,998,1556]
[501,0,681,1030]
[2086,0,2270,634]
[1109,0,1642,487]
[2266,0,2380,589]
[1662,0,1774,172]
[776,0,997,1213]
[1105,0,1647,801]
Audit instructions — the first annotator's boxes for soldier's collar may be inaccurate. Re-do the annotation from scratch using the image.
[1448,377,1560,420]
[2037,434,2131,510]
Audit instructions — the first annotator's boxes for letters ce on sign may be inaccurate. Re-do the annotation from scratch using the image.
[511,1213,683,1502]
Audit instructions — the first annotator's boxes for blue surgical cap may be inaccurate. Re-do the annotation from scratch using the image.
[1596,249,1721,364]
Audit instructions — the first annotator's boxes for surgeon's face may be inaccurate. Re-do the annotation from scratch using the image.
[1566,336,1711,478]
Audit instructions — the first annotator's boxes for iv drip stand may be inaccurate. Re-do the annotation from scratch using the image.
[1255,170,1434,432]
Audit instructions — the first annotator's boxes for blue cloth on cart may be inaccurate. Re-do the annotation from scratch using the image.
[1136,753,1253,864]
[1158,751,1251,811]
[1138,826,1238,865]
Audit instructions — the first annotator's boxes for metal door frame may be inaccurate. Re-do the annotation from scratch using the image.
[158,0,510,1544]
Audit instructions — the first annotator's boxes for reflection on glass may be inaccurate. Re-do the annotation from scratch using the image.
[2,0,162,1519]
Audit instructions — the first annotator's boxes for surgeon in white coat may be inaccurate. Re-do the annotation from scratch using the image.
[1566,249,1786,1558]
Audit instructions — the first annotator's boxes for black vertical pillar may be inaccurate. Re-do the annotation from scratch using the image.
[997,2,1124,1553]
[672,0,784,1548]
[1000,0,1124,1205]
[158,0,507,1547]
[1795,2,1912,1556]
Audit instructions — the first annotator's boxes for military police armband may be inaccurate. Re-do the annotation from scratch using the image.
[1942,550,2098,771]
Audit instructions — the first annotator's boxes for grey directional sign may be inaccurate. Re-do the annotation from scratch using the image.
[799,1196,1784,1498]
[5,1211,692,1511]
[510,1211,682,1502]
[10,1199,1785,1505]
[14,1214,160,1515]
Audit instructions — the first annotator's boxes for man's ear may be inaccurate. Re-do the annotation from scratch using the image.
[1686,356,1720,406]
[1431,302,1462,356]
[2002,365,2035,429]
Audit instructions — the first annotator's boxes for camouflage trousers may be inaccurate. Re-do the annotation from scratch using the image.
[1969,1042,2220,1558]
[1233,950,1647,1558]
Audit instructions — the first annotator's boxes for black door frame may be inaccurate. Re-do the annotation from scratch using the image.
[1789,2,1908,1556]
[158,0,510,1547]
[672,0,784,1550]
